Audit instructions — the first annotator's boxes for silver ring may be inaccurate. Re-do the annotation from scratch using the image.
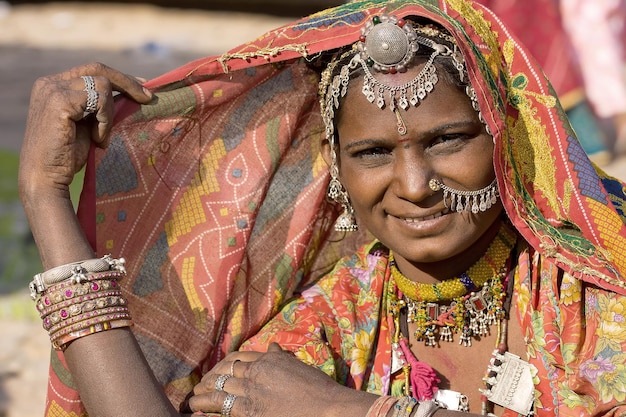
[214,373,232,392]
[82,75,96,91]
[229,359,239,377]
[221,393,236,417]
[81,75,98,115]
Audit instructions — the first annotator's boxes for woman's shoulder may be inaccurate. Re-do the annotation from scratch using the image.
[301,240,389,296]
[330,239,389,273]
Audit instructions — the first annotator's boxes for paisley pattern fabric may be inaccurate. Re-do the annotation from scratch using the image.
[44,0,626,415]
[243,241,626,416]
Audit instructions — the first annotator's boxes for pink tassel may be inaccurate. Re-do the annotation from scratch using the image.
[399,338,440,401]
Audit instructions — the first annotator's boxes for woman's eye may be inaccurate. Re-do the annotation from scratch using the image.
[431,133,467,147]
[353,147,390,158]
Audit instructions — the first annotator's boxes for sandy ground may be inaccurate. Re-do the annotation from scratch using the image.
[0,2,291,54]
[1,3,626,417]
[0,296,48,417]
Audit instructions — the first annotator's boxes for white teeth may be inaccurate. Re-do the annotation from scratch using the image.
[403,208,450,223]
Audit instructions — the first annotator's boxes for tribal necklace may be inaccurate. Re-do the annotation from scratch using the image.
[386,222,536,415]
[389,221,517,347]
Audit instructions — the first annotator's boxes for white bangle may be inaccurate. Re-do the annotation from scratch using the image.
[413,400,441,417]
[29,255,125,299]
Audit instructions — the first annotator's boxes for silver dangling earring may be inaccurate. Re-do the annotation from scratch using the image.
[334,198,358,232]
[429,178,499,213]
[327,144,358,232]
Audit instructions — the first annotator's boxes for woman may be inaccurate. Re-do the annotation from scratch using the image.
[18,0,626,416]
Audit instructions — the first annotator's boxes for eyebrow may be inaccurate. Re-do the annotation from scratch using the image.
[424,120,478,135]
[343,138,387,151]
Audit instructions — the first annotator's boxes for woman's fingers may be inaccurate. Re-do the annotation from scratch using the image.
[267,342,283,352]
[194,357,253,396]
[195,363,244,395]
[19,62,154,199]
[39,62,153,146]
[203,351,264,378]
[53,64,153,146]
[76,74,116,146]
[189,375,258,417]
[93,79,116,146]
[188,388,252,417]
[48,62,152,104]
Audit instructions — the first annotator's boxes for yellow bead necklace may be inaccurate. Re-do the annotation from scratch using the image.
[389,222,517,303]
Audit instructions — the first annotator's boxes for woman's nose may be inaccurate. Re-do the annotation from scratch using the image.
[391,151,434,202]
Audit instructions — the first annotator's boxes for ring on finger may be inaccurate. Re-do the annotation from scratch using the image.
[82,75,96,91]
[214,373,232,392]
[229,360,240,377]
[221,393,237,417]
[81,75,99,115]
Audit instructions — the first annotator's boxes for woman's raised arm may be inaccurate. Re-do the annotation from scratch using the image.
[18,62,182,417]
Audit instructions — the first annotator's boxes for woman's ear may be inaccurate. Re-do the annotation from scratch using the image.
[321,138,332,167]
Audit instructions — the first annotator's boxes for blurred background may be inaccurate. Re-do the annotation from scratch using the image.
[0,1,624,417]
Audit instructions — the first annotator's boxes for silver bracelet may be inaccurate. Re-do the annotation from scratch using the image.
[413,400,442,417]
[29,255,125,299]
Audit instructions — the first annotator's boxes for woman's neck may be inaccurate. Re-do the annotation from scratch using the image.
[393,219,504,284]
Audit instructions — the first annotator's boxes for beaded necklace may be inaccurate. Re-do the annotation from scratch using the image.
[387,222,521,414]
[389,223,517,303]
[405,277,506,347]
[389,222,517,346]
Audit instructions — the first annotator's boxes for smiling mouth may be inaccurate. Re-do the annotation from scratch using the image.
[402,208,451,222]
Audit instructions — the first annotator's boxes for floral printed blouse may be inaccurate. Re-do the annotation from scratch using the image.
[242,240,626,416]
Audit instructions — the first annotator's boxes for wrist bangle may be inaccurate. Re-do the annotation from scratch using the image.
[366,396,398,417]
[52,318,133,350]
[412,400,441,417]
[45,302,129,334]
[30,254,131,351]
[36,276,124,316]
[29,255,125,299]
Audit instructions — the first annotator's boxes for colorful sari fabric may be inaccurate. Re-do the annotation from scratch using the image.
[45,0,626,415]
[242,240,626,416]
[473,0,612,162]
[474,0,584,108]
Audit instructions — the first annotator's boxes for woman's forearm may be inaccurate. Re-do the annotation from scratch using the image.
[23,194,180,416]
[19,62,168,417]
[21,190,94,269]
[64,328,180,417]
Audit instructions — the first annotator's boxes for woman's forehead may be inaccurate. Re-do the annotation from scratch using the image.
[338,77,479,136]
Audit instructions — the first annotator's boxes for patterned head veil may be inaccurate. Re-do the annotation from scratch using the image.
[44,0,626,414]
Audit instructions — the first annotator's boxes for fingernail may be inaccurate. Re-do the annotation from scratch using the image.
[143,87,153,97]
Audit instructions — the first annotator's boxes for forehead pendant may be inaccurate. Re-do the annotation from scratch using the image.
[358,15,419,73]
[356,15,452,136]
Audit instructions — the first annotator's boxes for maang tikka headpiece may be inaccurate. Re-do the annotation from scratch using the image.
[357,15,467,132]
[320,15,493,231]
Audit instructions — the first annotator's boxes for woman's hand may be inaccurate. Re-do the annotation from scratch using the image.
[18,62,152,201]
[18,62,153,269]
[188,343,376,417]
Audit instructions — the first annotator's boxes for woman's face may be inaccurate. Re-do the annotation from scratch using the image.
[328,64,503,274]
